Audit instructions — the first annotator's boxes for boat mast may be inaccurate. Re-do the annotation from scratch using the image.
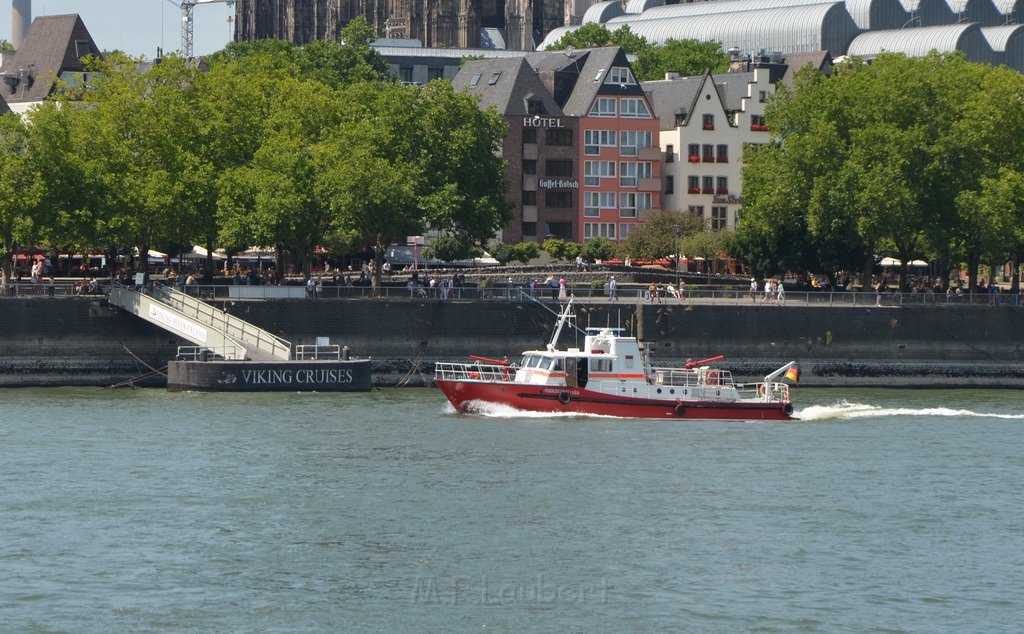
[547,299,575,351]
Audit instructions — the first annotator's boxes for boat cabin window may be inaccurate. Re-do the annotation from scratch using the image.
[591,358,612,373]
[552,358,564,372]
[524,355,544,369]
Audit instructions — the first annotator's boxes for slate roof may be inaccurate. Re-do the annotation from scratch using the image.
[0,93,9,114]
[451,57,564,116]
[0,14,101,104]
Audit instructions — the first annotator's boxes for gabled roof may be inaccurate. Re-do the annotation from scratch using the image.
[555,47,643,116]
[0,14,101,104]
[780,50,834,84]
[452,57,564,116]
[643,74,704,130]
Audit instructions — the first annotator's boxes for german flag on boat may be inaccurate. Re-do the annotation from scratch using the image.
[782,365,800,385]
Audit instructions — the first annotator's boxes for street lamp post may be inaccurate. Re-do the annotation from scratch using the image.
[673,224,681,291]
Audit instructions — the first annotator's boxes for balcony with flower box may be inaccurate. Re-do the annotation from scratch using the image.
[702,155,714,163]
[687,187,701,194]
[688,155,700,163]
[701,187,714,194]
[716,187,729,195]
[750,124,769,132]
[716,156,728,163]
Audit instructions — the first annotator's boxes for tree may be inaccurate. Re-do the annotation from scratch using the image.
[737,53,988,290]
[542,238,580,262]
[580,237,615,262]
[428,234,474,262]
[0,113,45,286]
[616,211,703,260]
[546,24,648,55]
[511,242,541,264]
[0,39,13,52]
[293,18,390,87]
[632,39,729,82]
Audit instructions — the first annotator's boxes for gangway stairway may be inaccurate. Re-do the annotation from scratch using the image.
[108,285,292,362]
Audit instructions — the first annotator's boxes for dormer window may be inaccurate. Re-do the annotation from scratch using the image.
[605,67,635,86]
[470,73,482,87]
[488,72,501,85]
[703,114,715,130]
[75,41,92,59]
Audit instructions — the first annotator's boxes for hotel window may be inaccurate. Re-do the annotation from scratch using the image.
[546,160,573,177]
[619,194,636,218]
[589,98,616,117]
[716,144,728,162]
[584,160,615,186]
[702,113,714,130]
[619,162,637,187]
[522,128,537,144]
[687,175,700,194]
[585,191,617,217]
[584,130,616,155]
[584,222,616,240]
[702,176,714,194]
[527,99,544,115]
[751,115,768,131]
[620,98,651,118]
[688,205,705,218]
[546,128,573,146]
[688,143,700,162]
[759,90,767,103]
[637,162,652,179]
[546,191,573,208]
[716,176,729,194]
[523,159,536,175]
[702,144,714,162]
[522,222,537,236]
[712,206,728,230]
[606,66,635,85]
[619,130,652,156]
[522,190,536,205]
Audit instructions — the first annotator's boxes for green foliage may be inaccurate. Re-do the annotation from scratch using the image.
[0,39,13,52]
[488,242,515,264]
[0,113,46,284]
[428,235,473,262]
[580,237,615,262]
[511,242,540,264]
[546,24,647,55]
[616,211,703,260]
[737,52,1009,289]
[632,39,729,82]
[542,238,580,262]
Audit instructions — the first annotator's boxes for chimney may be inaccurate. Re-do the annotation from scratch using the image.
[12,0,31,51]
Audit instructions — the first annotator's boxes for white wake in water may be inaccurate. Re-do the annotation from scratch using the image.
[445,400,620,419]
[795,401,1024,421]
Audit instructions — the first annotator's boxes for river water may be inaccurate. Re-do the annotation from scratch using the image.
[1,387,1021,633]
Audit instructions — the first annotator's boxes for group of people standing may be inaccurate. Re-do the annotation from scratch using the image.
[751,278,785,304]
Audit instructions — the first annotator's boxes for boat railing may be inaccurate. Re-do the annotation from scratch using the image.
[435,361,515,382]
[651,366,735,388]
[175,345,243,361]
[734,382,790,403]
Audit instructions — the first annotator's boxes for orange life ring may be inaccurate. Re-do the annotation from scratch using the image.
[758,384,767,397]
[706,370,719,386]
[468,371,480,380]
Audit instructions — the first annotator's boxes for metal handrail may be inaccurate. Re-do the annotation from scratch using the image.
[151,284,291,360]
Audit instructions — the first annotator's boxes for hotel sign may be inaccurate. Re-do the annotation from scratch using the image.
[523,116,566,128]
[713,194,744,204]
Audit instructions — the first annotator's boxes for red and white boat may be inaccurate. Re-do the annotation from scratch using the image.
[434,300,798,420]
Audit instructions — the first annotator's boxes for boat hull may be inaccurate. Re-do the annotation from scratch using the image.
[435,379,794,421]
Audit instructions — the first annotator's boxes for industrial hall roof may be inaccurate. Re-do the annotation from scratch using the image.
[847,23,995,64]
[606,0,910,30]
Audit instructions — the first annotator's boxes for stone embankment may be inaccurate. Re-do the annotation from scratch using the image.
[1,294,1022,388]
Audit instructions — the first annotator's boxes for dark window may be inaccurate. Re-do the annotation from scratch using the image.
[522,128,537,144]
[488,72,501,85]
[665,175,674,195]
[470,73,482,87]
[545,191,573,208]
[666,144,674,162]
[522,222,537,236]
[527,99,544,115]
[545,160,573,177]
[399,67,412,82]
[702,113,714,130]
[545,128,573,146]
[522,190,537,205]
[523,160,537,175]
[428,68,444,81]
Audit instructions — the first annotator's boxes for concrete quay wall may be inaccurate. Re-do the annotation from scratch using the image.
[0,297,1022,388]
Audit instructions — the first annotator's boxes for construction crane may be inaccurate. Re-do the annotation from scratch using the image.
[165,0,236,59]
